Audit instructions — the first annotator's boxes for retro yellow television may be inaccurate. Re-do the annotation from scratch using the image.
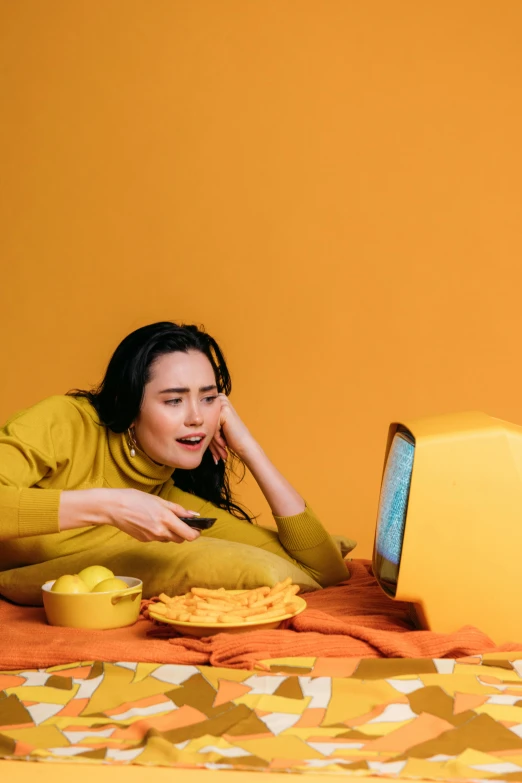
[372,411,522,644]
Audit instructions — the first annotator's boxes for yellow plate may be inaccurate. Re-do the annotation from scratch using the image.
[148,590,307,637]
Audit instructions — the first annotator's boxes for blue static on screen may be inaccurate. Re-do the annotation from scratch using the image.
[376,434,415,565]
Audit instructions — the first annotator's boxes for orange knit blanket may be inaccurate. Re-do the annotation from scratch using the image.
[1,560,520,671]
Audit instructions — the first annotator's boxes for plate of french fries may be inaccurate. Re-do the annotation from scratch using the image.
[147,577,306,636]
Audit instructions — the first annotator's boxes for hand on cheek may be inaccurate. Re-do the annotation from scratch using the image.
[209,424,228,465]
[209,394,254,463]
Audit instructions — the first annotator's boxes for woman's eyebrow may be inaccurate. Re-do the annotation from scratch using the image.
[158,385,218,394]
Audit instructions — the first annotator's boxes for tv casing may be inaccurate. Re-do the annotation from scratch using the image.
[373,411,522,644]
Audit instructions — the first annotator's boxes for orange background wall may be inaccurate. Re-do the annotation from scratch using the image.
[1,1,521,558]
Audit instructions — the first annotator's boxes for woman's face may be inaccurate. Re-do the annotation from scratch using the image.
[133,350,222,469]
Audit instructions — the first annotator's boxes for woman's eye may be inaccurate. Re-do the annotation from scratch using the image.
[165,396,217,406]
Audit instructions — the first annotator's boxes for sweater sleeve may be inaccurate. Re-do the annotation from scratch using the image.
[272,505,351,586]
[165,484,350,587]
[0,397,73,540]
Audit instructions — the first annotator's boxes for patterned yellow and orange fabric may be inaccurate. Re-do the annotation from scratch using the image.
[2,654,522,779]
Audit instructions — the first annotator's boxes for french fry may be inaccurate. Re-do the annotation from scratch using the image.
[195,600,224,609]
[282,584,300,600]
[246,586,270,606]
[191,587,231,598]
[165,605,187,615]
[219,593,252,608]
[258,587,294,609]
[268,577,292,596]
[150,603,168,614]
[196,598,236,612]
[264,605,291,617]
[214,605,268,619]
[218,614,246,623]
[234,605,268,618]
[193,608,222,617]
[158,592,176,605]
[249,591,286,611]
[188,614,217,623]
[194,595,230,606]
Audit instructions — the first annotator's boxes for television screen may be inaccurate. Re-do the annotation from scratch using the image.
[373,429,415,594]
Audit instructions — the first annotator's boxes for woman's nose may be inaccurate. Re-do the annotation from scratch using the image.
[185,404,204,426]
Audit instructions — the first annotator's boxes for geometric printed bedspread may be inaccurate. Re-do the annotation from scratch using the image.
[2,654,522,780]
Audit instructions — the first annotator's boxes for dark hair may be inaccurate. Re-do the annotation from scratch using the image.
[68,321,253,522]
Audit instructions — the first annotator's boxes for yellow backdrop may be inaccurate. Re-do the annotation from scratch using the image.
[1,1,521,558]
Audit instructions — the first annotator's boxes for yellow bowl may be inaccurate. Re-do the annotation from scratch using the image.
[148,591,307,637]
[42,576,143,630]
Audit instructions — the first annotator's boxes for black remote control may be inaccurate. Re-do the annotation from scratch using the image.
[178,516,217,530]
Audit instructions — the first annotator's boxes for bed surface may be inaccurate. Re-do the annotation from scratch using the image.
[2,654,522,780]
[1,762,418,783]
[3,560,522,780]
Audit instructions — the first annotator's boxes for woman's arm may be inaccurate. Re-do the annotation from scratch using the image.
[210,394,307,517]
[0,396,202,543]
[58,488,201,542]
[0,398,67,540]
[235,440,305,518]
[203,395,350,586]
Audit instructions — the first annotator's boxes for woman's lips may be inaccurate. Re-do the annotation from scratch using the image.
[176,437,205,452]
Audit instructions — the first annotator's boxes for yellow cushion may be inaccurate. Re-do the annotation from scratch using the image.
[1,534,321,605]
[111,537,322,598]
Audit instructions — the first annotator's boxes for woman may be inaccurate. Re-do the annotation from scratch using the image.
[0,322,351,604]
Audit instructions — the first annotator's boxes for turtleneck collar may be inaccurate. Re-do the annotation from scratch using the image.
[105,427,174,488]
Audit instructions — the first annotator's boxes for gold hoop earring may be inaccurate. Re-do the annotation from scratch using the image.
[127,427,137,458]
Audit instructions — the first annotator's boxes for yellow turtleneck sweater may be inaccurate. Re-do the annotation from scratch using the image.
[0,395,349,602]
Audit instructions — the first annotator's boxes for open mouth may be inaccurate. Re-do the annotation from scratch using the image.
[176,436,204,451]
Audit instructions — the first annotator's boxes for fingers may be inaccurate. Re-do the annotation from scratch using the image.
[166,505,201,541]
[151,518,198,543]
[209,443,220,465]
[167,517,200,542]
[213,429,228,449]
[153,499,201,542]
[114,492,203,545]
[218,393,231,405]
[159,500,199,518]
[217,394,236,420]
[130,522,187,544]
[210,436,228,456]
[210,429,228,462]
[210,441,228,464]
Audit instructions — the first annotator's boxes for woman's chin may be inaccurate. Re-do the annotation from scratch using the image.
[169,450,205,470]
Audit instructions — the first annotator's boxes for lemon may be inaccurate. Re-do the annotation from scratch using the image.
[51,574,90,594]
[91,577,129,593]
[77,565,115,591]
